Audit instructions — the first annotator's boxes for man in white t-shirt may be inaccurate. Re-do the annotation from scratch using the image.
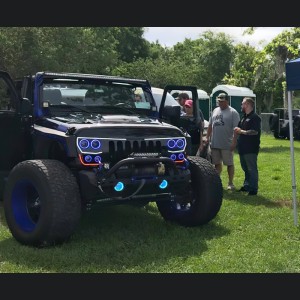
[204,93,240,190]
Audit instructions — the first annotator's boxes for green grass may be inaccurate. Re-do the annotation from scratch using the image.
[1,133,300,273]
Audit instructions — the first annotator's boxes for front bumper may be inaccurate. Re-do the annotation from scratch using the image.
[77,156,190,205]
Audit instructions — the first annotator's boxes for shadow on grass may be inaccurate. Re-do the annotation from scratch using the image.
[0,203,229,273]
[223,190,294,208]
[0,200,6,225]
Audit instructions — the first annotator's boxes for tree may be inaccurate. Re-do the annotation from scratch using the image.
[114,31,235,94]
[0,27,120,77]
[223,43,258,88]
[110,27,150,63]
[242,27,300,111]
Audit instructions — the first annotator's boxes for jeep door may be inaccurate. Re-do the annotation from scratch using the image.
[0,71,32,171]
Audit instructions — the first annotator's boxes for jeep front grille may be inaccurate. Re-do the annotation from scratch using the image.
[109,140,162,161]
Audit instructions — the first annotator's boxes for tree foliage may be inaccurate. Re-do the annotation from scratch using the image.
[0,27,148,77]
[0,27,300,112]
[110,27,150,63]
[223,43,258,88]
[113,30,234,92]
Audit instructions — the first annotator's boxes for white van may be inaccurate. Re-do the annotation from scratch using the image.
[151,87,180,108]
[170,89,209,100]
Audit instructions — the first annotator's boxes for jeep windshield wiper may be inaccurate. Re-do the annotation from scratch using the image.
[50,104,103,120]
[103,105,137,115]
[51,103,93,114]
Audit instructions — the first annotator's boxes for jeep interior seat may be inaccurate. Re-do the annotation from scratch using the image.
[85,90,104,105]
[43,89,62,105]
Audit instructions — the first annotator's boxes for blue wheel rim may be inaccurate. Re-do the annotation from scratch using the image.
[11,179,41,232]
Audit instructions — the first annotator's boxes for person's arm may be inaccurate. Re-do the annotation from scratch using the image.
[231,130,238,151]
[204,124,212,144]
[199,109,205,132]
[230,111,240,151]
[199,110,204,121]
[234,115,260,136]
[235,127,258,135]
[198,121,203,151]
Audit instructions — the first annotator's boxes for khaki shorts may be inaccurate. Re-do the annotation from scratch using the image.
[211,148,234,166]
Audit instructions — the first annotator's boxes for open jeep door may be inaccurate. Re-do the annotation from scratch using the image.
[159,85,202,156]
[159,85,200,120]
[0,71,32,172]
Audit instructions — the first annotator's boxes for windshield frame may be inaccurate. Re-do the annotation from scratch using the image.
[38,77,157,118]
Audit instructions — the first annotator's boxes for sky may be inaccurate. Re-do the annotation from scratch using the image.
[143,27,293,49]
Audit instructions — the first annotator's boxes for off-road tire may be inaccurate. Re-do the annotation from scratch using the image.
[269,113,278,131]
[3,159,81,247]
[156,156,223,226]
[269,114,281,138]
[269,113,290,139]
[293,116,300,140]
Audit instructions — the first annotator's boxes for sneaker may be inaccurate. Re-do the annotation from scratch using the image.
[227,184,235,191]
[238,186,248,192]
[248,191,257,196]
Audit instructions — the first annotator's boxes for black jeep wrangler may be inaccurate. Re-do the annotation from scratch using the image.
[269,108,300,139]
[0,71,222,247]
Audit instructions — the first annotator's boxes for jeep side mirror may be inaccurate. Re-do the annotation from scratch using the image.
[20,97,32,115]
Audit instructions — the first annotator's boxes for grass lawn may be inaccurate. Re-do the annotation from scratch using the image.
[0,133,300,273]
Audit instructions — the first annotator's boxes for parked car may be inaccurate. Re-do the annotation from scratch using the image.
[269,108,300,139]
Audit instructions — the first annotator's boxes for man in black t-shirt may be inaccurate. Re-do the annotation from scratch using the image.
[234,97,261,196]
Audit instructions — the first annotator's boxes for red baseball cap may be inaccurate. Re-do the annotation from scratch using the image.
[184,99,193,108]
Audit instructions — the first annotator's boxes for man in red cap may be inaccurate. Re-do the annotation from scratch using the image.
[184,99,193,116]
[181,99,204,156]
[176,92,190,116]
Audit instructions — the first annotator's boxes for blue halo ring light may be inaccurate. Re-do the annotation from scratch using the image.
[79,139,89,149]
[114,182,124,192]
[91,139,101,150]
[170,154,177,161]
[167,139,176,149]
[176,139,185,149]
[159,180,168,189]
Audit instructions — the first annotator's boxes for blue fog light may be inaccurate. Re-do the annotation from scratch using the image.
[170,154,176,161]
[94,156,102,163]
[114,182,124,192]
[85,155,92,163]
[159,179,168,189]
[178,153,184,160]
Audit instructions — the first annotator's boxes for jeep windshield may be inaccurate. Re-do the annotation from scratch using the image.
[41,81,156,117]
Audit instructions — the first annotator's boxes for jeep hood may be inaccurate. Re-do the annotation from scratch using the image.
[51,113,159,124]
[35,113,183,137]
